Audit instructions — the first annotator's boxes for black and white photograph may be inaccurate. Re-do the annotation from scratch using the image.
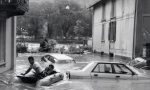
[0,0,150,90]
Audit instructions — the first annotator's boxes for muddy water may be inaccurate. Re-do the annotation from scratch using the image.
[1,53,150,90]
[45,79,150,90]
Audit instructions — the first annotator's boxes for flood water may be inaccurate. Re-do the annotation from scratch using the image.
[1,53,150,90]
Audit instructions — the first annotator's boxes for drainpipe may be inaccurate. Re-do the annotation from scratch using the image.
[132,0,138,59]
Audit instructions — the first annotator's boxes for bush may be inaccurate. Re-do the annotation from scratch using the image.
[68,45,84,54]
[16,43,27,53]
[80,46,92,51]
[39,39,57,52]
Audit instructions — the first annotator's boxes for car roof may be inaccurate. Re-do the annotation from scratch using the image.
[91,61,124,64]
[45,53,73,61]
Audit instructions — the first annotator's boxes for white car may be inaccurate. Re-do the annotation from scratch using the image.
[42,53,77,73]
[66,61,148,80]
[43,53,75,64]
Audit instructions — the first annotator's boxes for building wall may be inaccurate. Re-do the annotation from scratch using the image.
[0,0,28,73]
[115,0,135,58]
[0,15,16,73]
[93,5,102,52]
[92,0,135,58]
[135,0,150,58]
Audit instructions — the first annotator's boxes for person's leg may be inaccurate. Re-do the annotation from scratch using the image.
[13,76,22,83]
[25,69,35,77]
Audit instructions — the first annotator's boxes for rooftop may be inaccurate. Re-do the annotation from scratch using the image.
[88,0,101,8]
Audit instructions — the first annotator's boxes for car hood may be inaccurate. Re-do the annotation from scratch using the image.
[50,53,73,61]
[54,62,88,73]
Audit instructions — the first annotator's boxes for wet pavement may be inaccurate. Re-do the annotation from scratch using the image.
[1,53,150,90]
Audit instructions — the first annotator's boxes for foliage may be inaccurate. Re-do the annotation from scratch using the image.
[16,43,27,53]
[39,39,57,52]
[74,20,84,39]
[17,0,92,41]
[80,46,92,51]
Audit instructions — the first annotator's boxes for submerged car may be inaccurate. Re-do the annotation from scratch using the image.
[127,57,146,68]
[41,53,78,73]
[66,61,148,80]
[43,53,75,64]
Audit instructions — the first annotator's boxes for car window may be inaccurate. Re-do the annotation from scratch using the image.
[45,55,55,63]
[113,64,132,75]
[92,64,112,73]
[93,64,100,73]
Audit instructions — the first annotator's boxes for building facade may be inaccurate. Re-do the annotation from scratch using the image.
[91,0,150,59]
[0,0,28,73]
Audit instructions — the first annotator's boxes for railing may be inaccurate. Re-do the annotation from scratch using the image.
[0,0,29,16]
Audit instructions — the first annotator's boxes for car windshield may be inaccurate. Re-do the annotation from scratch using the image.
[72,62,89,70]
[50,54,73,60]
[56,60,75,64]
[82,62,94,71]
[44,54,74,64]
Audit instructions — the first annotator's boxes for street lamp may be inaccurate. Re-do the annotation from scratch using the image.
[65,0,70,10]
[65,5,70,10]
[61,3,70,39]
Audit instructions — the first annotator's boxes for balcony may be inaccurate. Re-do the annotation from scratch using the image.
[0,0,29,17]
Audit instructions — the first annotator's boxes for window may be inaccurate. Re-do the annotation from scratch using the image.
[109,21,116,42]
[113,64,132,75]
[101,23,105,42]
[93,63,112,73]
[111,0,116,18]
[121,0,125,16]
[101,2,106,42]
[0,20,6,64]
[101,2,106,21]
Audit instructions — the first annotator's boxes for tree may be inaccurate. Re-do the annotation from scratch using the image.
[17,0,92,41]
[74,20,84,39]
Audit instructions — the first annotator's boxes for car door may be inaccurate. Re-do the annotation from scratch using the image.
[91,63,135,80]
[91,63,115,79]
[111,64,136,80]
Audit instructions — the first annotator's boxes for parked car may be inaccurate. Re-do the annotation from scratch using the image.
[127,57,147,68]
[66,61,149,80]
[43,53,76,64]
[41,53,77,73]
